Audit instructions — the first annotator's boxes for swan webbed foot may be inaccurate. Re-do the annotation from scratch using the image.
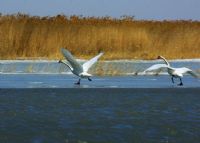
[178,83,183,86]
[75,79,81,85]
[88,78,92,81]
[178,78,183,86]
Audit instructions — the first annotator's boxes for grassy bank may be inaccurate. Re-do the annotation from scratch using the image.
[0,14,200,60]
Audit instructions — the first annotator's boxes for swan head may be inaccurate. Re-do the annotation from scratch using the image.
[157,56,163,59]
[157,56,166,60]
[157,55,170,66]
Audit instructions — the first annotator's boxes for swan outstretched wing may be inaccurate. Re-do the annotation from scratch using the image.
[179,67,200,78]
[83,52,103,72]
[188,71,200,78]
[144,64,169,73]
[61,48,83,72]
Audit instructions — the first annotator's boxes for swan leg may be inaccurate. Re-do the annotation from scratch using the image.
[171,76,174,83]
[88,78,92,81]
[75,78,81,85]
[178,78,183,86]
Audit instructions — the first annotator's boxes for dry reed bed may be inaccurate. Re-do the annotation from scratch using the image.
[0,14,200,60]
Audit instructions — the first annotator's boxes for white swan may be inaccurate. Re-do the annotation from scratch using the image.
[59,48,103,84]
[143,56,199,86]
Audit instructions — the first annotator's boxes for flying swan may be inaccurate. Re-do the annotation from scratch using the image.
[143,56,199,86]
[59,48,103,85]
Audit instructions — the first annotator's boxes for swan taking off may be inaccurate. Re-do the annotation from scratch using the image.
[59,48,103,85]
[143,56,199,86]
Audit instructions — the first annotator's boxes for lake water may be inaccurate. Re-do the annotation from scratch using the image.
[0,74,200,88]
[0,74,200,143]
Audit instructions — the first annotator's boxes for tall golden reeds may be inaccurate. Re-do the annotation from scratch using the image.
[0,13,200,60]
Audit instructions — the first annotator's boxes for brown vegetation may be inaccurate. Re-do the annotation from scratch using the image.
[0,13,200,60]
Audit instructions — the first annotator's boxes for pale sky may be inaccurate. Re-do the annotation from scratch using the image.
[0,0,200,20]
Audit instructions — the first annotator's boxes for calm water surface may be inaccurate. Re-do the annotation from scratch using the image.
[0,88,200,143]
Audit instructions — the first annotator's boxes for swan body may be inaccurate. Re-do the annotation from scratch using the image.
[144,56,199,86]
[59,48,103,84]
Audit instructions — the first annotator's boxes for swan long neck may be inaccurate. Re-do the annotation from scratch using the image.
[160,56,170,66]
[59,60,73,71]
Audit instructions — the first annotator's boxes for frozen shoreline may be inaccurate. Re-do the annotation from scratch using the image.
[0,59,200,75]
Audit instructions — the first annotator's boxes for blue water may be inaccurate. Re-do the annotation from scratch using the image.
[0,74,200,88]
[0,88,200,143]
[0,74,200,143]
